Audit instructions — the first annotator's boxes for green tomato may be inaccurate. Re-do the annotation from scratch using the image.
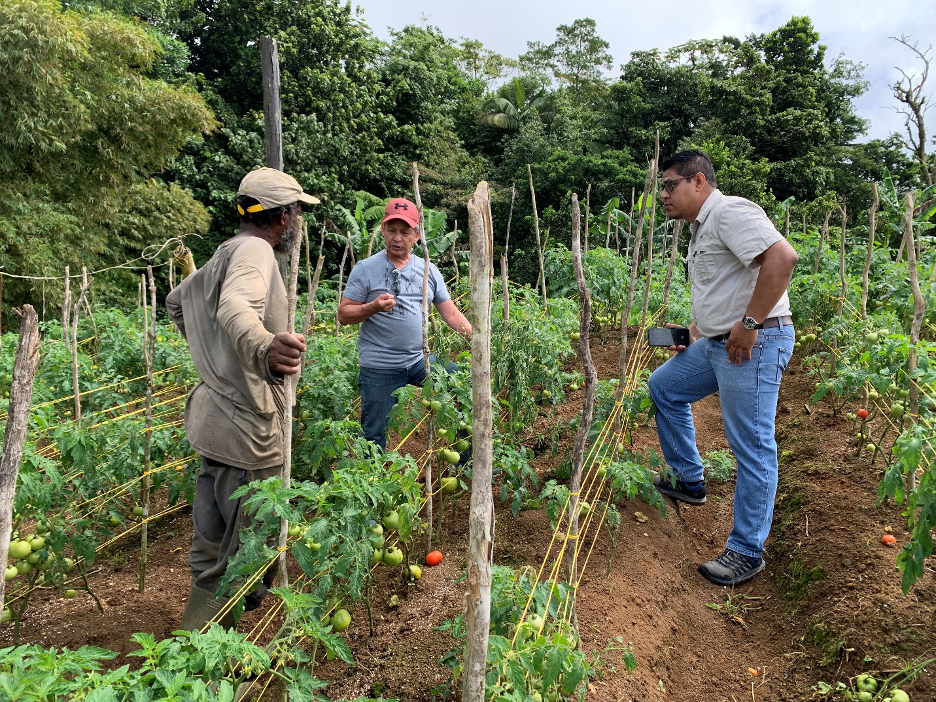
[442,449,461,465]
[288,524,302,537]
[382,547,404,567]
[27,552,41,565]
[63,589,77,599]
[133,505,145,517]
[890,690,909,702]
[454,439,470,452]
[371,548,383,566]
[429,400,443,412]
[4,565,17,581]
[9,541,31,560]
[409,564,422,580]
[857,692,873,702]
[16,561,32,575]
[440,477,458,493]
[856,676,878,693]
[29,537,44,552]
[891,403,906,419]
[369,523,384,538]
[63,557,75,572]
[527,613,544,634]
[0,609,11,625]
[382,511,400,532]
[331,609,351,632]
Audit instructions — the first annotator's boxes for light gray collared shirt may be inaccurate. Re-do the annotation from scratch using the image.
[687,190,791,338]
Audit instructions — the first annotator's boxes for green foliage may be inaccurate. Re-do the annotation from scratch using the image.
[0,0,213,307]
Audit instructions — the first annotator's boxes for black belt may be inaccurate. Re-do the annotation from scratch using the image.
[709,315,793,342]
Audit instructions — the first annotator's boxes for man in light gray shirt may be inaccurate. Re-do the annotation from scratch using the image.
[648,149,799,586]
[338,198,471,450]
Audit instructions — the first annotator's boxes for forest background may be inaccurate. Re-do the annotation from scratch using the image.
[0,0,932,319]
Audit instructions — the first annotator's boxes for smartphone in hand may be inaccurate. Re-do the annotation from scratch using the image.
[647,327,691,347]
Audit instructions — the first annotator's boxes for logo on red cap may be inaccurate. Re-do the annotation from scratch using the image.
[382,198,419,229]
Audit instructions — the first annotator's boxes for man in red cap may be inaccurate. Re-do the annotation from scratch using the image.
[338,197,470,450]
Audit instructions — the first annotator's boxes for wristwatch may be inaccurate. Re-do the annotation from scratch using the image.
[741,316,762,330]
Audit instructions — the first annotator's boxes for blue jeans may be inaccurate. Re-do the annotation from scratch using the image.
[359,355,457,451]
[647,325,794,558]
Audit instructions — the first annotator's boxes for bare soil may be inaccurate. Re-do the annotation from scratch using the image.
[4,334,936,702]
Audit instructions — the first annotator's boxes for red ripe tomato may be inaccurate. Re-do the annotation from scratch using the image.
[857,408,869,419]
[426,550,444,567]
[881,534,896,546]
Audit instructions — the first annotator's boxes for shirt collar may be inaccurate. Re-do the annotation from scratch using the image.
[689,189,723,235]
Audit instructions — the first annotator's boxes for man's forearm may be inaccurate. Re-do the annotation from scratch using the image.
[337,299,377,325]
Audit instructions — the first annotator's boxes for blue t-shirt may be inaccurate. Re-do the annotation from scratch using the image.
[343,251,450,368]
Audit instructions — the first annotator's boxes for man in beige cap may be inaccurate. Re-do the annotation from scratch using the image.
[167,167,317,630]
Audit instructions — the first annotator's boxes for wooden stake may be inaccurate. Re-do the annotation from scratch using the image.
[62,266,71,343]
[0,305,40,614]
[904,192,923,493]
[70,268,89,425]
[260,36,283,171]
[527,164,547,311]
[462,181,494,702]
[567,193,597,626]
[661,220,684,316]
[583,184,591,258]
[639,134,660,326]
[813,210,832,275]
[139,266,156,592]
[861,184,879,320]
[412,162,434,551]
[502,185,516,327]
[336,235,350,337]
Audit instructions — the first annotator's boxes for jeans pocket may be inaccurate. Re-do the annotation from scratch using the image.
[776,344,793,383]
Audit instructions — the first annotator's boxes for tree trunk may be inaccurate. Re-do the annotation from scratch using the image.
[0,306,40,614]
[527,164,548,311]
[861,184,879,320]
[462,181,495,702]
[260,36,283,171]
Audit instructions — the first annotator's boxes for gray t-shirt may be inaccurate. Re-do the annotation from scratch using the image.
[343,250,450,368]
[688,190,791,338]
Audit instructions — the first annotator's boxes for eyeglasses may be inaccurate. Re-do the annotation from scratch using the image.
[390,268,401,296]
[660,175,695,193]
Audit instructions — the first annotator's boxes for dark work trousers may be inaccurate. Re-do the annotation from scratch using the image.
[189,457,281,610]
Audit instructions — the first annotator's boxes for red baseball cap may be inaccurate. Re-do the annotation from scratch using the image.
[382,198,419,229]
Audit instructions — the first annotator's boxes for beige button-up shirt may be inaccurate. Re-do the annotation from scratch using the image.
[688,190,791,338]
[166,234,287,470]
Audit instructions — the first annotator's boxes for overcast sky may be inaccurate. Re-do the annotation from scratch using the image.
[352,0,934,144]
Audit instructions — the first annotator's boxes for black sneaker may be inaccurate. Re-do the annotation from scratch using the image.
[651,471,706,505]
[698,549,765,586]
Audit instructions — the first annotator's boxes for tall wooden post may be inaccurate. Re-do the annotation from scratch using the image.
[0,306,40,613]
[861,184,879,320]
[140,267,156,592]
[462,182,494,702]
[260,36,283,171]
[527,165,548,311]
[904,192,923,493]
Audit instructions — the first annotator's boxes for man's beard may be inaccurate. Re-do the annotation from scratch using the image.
[273,215,301,264]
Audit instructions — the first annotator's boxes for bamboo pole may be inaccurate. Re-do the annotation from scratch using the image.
[527,164,548,311]
[139,267,156,592]
[567,192,596,626]
[462,181,494,702]
[0,305,40,614]
[640,134,660,326]
[904,192,923,493]
[861,184,879,320]
[412,162,434,552]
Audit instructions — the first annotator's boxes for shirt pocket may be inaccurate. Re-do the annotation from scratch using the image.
[690,250,718,285]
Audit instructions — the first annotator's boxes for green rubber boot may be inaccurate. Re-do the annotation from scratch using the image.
[180,579,236,631]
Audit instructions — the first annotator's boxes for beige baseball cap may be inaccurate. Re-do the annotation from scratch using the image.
[237,167,320,213]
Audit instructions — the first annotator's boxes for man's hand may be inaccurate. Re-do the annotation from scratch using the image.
[665,322,699,352]
[371,293,396,314]
[268,332,307,375]
[725,322,758,365]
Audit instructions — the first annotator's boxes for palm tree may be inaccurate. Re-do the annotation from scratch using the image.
[476,77,546,130]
